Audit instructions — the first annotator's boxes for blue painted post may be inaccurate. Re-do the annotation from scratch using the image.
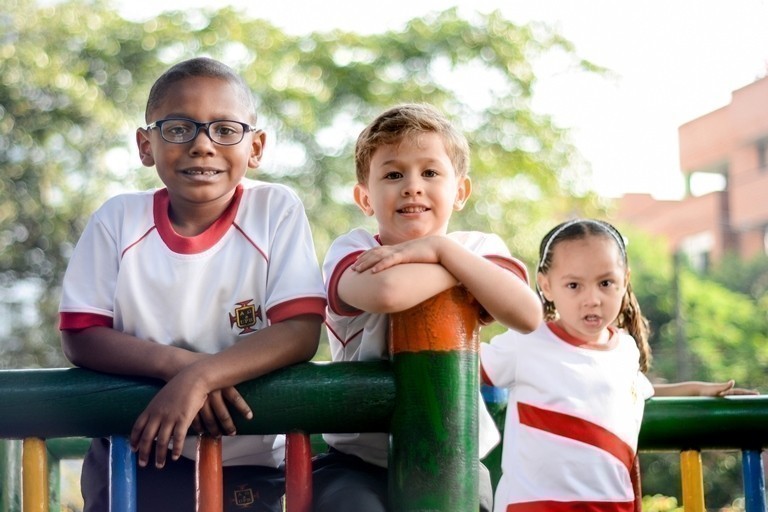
[109,436,136,512]
[741,449,766,512]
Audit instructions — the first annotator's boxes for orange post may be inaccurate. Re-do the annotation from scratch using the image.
[196,435,223,512]
[285,431,312,512]
[22,437,48,512]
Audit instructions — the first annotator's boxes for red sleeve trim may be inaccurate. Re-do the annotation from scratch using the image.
[476,255,530,324]
[480,363,494,386]
[59,312,113,331]
[327,250,365,316]
[484,254,529,284]
[267,297,327,324]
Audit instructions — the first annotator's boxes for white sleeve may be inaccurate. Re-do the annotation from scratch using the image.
[59,206,119,319]
[322,229,378,316]
[480,329,524,389]
[263,198,326,323]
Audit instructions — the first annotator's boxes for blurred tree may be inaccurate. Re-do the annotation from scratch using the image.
[1,0,602,367]
[619,226,768,509]
[708,252,768,301]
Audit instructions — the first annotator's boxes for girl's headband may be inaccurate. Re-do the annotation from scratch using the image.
[538,219,626,272]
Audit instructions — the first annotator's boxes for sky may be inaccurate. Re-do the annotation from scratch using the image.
[116,0,768,199]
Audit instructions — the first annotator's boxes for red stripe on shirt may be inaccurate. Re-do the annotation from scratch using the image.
[506,500,635,512]
[59,312,113,331]
[517,402,634,471]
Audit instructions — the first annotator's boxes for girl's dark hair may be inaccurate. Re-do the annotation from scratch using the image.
[145,57,256,123]
[537,219,652,372]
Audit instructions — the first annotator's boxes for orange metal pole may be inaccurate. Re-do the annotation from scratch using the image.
[196,435,223,512]
[285,431,312,512]
[631,455,642,512]
[22,437,48,512]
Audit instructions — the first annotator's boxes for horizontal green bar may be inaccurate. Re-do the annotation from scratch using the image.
[45,437,91,459]
[640,396,768,450]
[0,362,394,439]
[1,368,767,452]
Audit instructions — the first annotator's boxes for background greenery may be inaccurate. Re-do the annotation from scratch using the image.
[2,1,767,509]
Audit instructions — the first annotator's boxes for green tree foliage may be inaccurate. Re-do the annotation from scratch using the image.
[709,252,768,300]
[619,226,768,509]
[1,0,603,367]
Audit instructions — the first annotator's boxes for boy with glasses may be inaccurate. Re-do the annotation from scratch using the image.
[59,57,326,512]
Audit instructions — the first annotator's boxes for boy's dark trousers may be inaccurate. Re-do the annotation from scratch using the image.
[311,448,493,512]
[81,437,284,512]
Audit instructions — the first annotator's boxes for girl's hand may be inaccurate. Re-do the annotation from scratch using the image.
[697,380,759,397]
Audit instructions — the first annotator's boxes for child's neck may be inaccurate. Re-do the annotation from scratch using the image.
[167,191,238,237]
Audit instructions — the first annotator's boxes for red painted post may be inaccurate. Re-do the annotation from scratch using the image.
[196,435,223,512]
[388,286,482,511]
[631,455,642,512]
[285,431,312,512]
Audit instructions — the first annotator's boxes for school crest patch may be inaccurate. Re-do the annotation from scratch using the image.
[229,300,262,334]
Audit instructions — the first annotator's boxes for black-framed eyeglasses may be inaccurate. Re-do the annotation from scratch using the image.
[145,118,258,146]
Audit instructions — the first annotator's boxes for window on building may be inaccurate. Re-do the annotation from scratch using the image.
[680,231,714,272]
[758,138,768,171]
[764,225,768,255]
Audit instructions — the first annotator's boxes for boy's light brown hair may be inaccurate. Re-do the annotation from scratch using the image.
[354,103,470,185]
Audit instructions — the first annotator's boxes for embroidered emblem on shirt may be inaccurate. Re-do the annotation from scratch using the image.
[229,300,261,334]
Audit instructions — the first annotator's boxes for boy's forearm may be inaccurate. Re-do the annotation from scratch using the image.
[61,326,198,381]
[192,314,321,392]
[435,240,541,332]
[62,316,320,393]
[338,264,458,313]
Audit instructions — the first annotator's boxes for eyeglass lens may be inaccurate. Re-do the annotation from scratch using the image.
[159,119,247,145]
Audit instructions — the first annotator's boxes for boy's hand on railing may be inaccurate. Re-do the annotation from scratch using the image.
[194,386,253,437]
[130,369,209,469]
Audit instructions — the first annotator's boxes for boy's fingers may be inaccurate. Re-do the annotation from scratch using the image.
[129,414,148,452]
[191,415,204,434]
[130,415,156,468]
[153,423,176,469]
[170,425,187,462]
[223,387,253,420]
[199,401,221,437]
[206,391,235,435]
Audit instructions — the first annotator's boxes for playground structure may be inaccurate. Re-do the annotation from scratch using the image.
[1,287,767,511]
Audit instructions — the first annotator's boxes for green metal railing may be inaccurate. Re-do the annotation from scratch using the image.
[1,367,767,511]
[1,285,766,511]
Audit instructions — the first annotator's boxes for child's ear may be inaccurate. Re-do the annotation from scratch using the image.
[136,128,155,167]
[453,176,472,211]
[536,272,552,301]
[247,130,267,169]
[353,183,375,216]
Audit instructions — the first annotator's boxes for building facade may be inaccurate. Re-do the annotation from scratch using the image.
[615,76,768,269]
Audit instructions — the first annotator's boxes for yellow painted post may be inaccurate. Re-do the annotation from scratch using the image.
[22,437,48,512]
[680,449,705,512]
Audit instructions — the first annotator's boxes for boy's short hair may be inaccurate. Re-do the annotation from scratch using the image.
[145,57,257,123]
[354,103,470,184]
